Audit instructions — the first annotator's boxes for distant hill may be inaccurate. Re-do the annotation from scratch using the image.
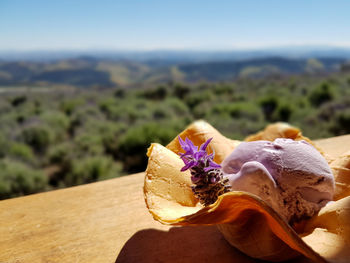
[178,57,345,81]
[0,56,348,88]
[2,46,350,62]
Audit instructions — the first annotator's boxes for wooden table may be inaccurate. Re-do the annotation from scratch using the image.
[1,135,350,263]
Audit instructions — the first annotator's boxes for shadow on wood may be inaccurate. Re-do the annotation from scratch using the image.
[115,225,263,263]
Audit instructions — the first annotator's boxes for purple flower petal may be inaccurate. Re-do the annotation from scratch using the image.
[203,160,221,172]
[193,150,206,160]
[181,160,197,171]
[203,167,212,172]
[178,136,191,153]
[178,136,186,148]
[181,157,189,164]
[178,136,222,177]
[185,137,198,153]
[179,153,187,158]
[180,152,192,159]
[209,159,221,168]
[199,138,212,152]
[207,152,214,160]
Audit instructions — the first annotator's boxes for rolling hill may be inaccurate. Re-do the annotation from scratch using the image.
[0,56,348,88]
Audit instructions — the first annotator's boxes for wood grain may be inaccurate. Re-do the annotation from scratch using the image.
[0,135,349,263]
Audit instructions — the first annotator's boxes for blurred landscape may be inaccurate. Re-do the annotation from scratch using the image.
[1,48,350,88]
[1,47,350,199]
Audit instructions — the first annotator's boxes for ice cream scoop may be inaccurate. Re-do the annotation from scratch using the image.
[221,138,335,223]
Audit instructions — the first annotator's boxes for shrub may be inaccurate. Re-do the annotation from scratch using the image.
[0,98,12,114]
[0,132,8,158]
[259,96,279,121]
[275,104,293,122]
[13,102,37,124]
[118,122,179,172]
[142,86,168,100]
[33,99,42,115]
[213,84,234,95]
[331,109,350,135]
[9,142,35,163]
[114,88,125,98]
[65,156,122,186]
[10,95,27,107]
[60,98,84,116]
[99,97,116,114]
[20,124,54,153]
[78,120,126,157]
[308,82,335,107]
[74,133,104,156]
[210,102,262,122]
[98,100,130,121]
[153,108,167,120]
[164,98,190,116]
[40,111,70,141]
[0,112,19,137]
[173,84,190,99]
[0,159,47,199]
[69,105,104,134]
[185,91,212,110]
[48,142,73,165]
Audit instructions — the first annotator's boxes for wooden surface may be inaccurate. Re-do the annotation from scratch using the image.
[0,135,350,263]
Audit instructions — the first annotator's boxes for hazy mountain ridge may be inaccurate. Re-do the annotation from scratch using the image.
[2,46,350,62]
[0,56,348,88]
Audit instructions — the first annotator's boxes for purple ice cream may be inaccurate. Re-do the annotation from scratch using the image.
[221,138,335,223]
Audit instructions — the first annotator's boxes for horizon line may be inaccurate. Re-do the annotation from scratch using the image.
[1,44,350,53]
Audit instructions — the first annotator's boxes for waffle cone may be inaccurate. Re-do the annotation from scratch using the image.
[144,121,350,262]
[330,150,350,200]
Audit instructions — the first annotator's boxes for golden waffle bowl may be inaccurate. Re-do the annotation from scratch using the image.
[144,121,350,262]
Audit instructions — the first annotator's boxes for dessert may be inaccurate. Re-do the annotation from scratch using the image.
[245,122,333,163]
[144,121,350,262]
[221,139,335,223]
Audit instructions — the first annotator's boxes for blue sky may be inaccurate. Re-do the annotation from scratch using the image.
[1,0,350,50]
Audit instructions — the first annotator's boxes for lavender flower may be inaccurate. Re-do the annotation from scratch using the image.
[178,136,231,206]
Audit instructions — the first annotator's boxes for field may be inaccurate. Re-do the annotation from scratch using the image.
[0,70,350,199]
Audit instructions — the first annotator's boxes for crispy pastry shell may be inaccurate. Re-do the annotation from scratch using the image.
[144,121,350,262]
